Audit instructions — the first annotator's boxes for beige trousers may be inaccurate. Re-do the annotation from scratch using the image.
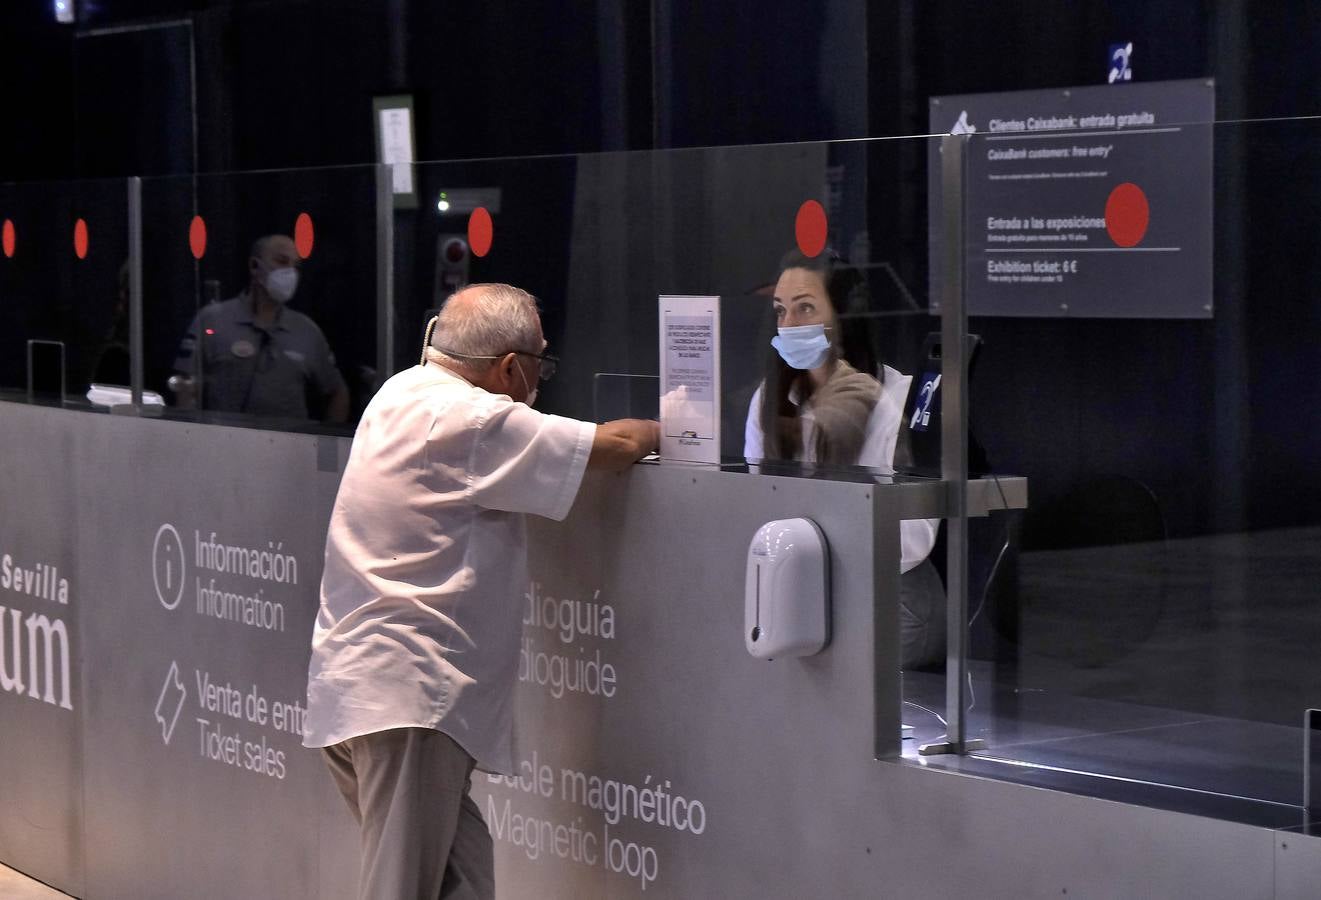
[323,728,495,900]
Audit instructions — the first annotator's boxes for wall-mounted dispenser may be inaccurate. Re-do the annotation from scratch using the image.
[745,518,829,659]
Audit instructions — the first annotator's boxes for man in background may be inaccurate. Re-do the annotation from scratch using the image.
[172,234,349,422]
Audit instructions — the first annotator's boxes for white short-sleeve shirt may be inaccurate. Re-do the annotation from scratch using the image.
[743,364,938,573]
[303,362,595,774]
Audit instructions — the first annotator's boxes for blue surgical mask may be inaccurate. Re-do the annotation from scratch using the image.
[771,324,831,370]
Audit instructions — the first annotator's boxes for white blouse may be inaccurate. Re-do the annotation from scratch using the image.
[743,364,939,573]
[303,362,595,775]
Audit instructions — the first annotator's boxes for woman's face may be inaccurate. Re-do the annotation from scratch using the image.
[772,267,835,330]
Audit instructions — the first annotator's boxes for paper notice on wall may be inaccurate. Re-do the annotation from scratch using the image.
[658,296,720,464]
[379,107,414,195]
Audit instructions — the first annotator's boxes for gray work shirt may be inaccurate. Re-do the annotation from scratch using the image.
[173,293,346,420]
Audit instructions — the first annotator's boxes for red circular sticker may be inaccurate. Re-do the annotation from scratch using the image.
[1105,183,1150,248]
[795,200,828,258]
[294,212,315,259]
[73,218,89,260]
[2,220,14,259]
[468,207,493,258]
[189,215,208,260]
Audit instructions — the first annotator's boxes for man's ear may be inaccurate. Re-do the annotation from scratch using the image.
[495,352,518,390]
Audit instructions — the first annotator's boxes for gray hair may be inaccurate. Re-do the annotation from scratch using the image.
[427,283,542,369]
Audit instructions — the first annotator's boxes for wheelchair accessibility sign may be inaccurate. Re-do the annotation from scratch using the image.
[910,373,941,433]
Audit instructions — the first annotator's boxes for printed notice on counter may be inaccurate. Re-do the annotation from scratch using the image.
[152,659,306,781]
[519,580,618,701]
[658,296,720,464]
[928,78,1214,319]
[482,751,710,893]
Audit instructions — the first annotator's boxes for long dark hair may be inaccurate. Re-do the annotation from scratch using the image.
[758,248,884,462]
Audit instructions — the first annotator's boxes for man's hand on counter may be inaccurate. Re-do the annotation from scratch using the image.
[588,419,660,470]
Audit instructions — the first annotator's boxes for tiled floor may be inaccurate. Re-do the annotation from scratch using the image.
[0,864,69,899]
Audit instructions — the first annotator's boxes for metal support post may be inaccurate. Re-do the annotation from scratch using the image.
[920,133,984,756]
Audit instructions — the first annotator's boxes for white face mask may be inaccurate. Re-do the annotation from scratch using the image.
[263,266,299,303]
[515,358,538,407]
[771,323,831,370]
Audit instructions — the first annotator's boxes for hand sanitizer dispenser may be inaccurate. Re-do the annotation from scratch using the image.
[745,518,829,659]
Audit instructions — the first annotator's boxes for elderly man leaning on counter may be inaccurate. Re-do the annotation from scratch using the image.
[304,282,659,900]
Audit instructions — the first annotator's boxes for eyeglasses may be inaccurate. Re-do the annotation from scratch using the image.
[511,349,558,382]
[433,347,558,382]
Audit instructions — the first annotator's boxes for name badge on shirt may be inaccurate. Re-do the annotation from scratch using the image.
[231,339,256,359]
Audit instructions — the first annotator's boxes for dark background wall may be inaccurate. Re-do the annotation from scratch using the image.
[1,0,1318,549]
[9,0,1290,177]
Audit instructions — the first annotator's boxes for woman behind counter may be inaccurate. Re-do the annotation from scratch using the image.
[743,248,945,669]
